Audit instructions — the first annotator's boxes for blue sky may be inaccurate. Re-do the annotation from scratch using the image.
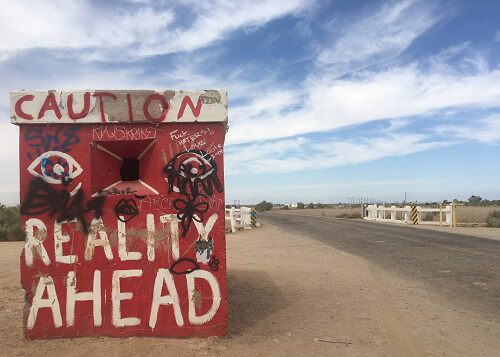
[0,0,499,205]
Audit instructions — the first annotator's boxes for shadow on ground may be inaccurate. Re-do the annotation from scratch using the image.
[227,268,288,337]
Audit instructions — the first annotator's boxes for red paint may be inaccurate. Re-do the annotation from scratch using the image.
[67,92,91,119]
[37,92,62,119]
[15,95,35,120]
[143,94,169,123]
[93,92,117,122]
[127,93,134,122]
[178,96,202,119]
[19,122,227,339]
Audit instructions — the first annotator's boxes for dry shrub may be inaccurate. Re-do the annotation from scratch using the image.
[456,206,500,224]
[336,212,362,219]
[278,207,362,219]
[485,210,500,228]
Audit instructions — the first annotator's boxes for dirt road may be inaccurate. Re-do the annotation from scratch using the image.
[1,216,498,356]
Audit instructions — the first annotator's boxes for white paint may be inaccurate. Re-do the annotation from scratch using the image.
[66,270,102,327]
[193,213,218,241]
[138,179,159,195]
[69,182,82,197]
[27,151,83,184]
[186,270,221,325]
[137,139,157,159]
[118,218,142,261]
[112,269,143,327]
[27,276,62,329]
[147,214,155,261]
[149,269,183,328]
[85,218,113,261]
[54,218,78,264]
[159,214,180,259]
[24,218,50,267]
[53,164,64,175]
[95,143,123,161]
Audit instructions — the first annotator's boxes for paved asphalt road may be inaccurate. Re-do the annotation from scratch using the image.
[262,212,500,320]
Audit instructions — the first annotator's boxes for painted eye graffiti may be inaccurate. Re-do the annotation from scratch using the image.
[163,150,222,196]
[114,199,139,223]
[27,151,83,185]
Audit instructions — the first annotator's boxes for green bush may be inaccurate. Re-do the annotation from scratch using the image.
[281,205,290,210]
[0,205,25,241]
[297,202,305,209]
[423,212,435,221]
[485,210,500,228]
[307,202,315,209]
[255,200,273,212]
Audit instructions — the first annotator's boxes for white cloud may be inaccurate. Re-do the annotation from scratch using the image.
[435,115,500,144]
[0,1,175,61]
[317,0,443,74]
[227,63,500,145]
[225,133,451,175]
[0,0,310,61]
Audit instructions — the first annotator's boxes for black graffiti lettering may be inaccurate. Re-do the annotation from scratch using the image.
[98,187,137,196]
[21,177,105,233]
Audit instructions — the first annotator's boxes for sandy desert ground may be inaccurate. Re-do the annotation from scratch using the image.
[1,219,499,356]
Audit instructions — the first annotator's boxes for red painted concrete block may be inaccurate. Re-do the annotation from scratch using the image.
[12,90,228,339]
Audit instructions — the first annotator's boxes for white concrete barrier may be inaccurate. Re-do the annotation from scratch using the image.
[225,207,252,233]
[363,204,454,227]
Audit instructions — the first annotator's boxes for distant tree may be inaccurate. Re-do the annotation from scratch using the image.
[468,195,482,206]
[297,202,305,209]
[281,205,290,210]
[307,202,315,209]
[316,203,326,209]
[255,200,273,212]
[0,204,25,242]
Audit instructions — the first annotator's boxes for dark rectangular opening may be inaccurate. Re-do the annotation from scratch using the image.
[120,158,140,181]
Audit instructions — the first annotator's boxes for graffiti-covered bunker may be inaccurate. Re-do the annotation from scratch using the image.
[11,90,228,339]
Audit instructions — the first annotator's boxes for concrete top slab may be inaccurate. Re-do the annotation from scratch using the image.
[10,90,227,125]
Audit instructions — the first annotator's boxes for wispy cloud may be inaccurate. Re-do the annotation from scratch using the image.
[494,30,500,42]
[225,133,451,175]
[227,60,500,144]
[317,0,444,74]
[0,0,310,62]
[435,114,500,144]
